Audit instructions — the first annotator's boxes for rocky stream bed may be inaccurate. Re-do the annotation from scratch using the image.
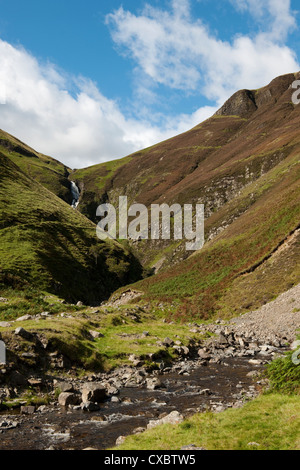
[0,322,289,451]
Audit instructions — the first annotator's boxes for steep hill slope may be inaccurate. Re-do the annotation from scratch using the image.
[132,148,300,319]
[71,72,300,319]
[72,72,300,274]
[0,129,72,204]
[0,153,142,304]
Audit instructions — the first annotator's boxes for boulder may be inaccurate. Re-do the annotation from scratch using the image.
[14,327,33,341]
[89,330,104,339]
[162,337,174,347]
[81,383,107,403]
[54,380,74,393]
[20,405,36,415]
[58,392,80,407]
[146,377,163,390]
[81,401,101,412]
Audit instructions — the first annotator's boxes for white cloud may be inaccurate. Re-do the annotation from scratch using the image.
[107,0,299,106]
[0,1,299,170]
[0,38,215,169]
[0,40,140,168]
[231,0,297,40]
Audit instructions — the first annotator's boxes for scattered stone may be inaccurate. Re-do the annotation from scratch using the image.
[0,419,18,430]
[198,349,211,360]
[21,352,36,359]
[16,315,33,322]
[181,444,206,451]
[133,427,146,434]
[110,396,120,403]
[291,340,300,350]
[162,337,174,347]
[14,327,33,341]
[39,311,51,318]
[89,330,104,339]
[28,378,43,387]
[181,346,190,356]
[58,392,80,407]
[91,416,106,422]
[146,377,163,390]
[199,389,212,396]
[248,359,263,365]
[54,380,74,393]
[0,322,12,328]
[147,411,184,430]
[115,435,126,446]
[81,383,107,403]
[247,442,260,447]
[37,405,48,413]
[20,405,36,415]
[246,370,260,378]
[129,354,139,363]
[212,404,227,413]
[81,401,101,412]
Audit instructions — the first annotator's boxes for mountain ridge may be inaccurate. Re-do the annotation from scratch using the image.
[1,71,300,319]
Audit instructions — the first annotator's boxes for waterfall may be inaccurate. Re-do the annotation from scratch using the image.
[70,181,80,209]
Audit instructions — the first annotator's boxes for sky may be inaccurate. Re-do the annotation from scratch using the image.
[0,0,299,169]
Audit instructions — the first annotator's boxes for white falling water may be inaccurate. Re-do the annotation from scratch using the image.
[70,181,80,209]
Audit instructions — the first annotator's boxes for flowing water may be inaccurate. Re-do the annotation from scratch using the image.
[0,357,266,450]
[70,181,80,209]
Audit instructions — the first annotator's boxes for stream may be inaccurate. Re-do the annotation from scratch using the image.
[0,356,266,450]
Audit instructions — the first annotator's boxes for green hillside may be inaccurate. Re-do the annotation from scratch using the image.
[0,152,142,304]
[0,129,72,204]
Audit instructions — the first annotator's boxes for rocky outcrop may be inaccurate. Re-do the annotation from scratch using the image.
[215,89,257,118]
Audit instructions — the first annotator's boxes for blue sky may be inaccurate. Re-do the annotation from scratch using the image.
[0,0,299,168]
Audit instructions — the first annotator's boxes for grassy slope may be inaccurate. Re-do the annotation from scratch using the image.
[115,394,300,450]
[130,148,300,318]
[0,152,142,304]
[0,129,72,204]
[0,300,203,372]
